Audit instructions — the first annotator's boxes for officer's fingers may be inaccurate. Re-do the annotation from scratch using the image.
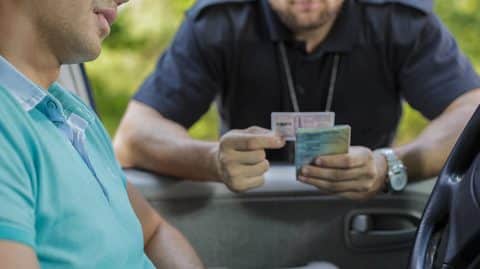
[314,146,372,169]
[298,176,373,193]
[221,150,267,165]
[244,126,272,135]
[222,131,285,151]
[228,126,271,136]
[223,160,270,179]
[227,176,265,193]
[242,133,285,150]
[300,165,377,181]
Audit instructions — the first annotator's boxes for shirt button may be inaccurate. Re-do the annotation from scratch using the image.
[47,100,58,110]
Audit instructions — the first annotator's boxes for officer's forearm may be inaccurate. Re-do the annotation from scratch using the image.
[394,90,480,181]
[114,101,221,181]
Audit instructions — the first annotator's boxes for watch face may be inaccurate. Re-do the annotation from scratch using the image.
[390,172,408,191]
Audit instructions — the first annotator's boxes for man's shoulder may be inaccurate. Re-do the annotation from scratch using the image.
[354,0,435,42]
[0,86,34,153]
[187,0,256,20]
[183,0,262,44]
[0,86,27,123]
[357,0,433,14]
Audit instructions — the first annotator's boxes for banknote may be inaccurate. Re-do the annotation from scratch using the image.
[271,112,335,141]
[295,125,351,170]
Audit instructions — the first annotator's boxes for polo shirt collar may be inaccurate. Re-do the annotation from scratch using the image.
[260,0,361,53]
[0,55,47,111]
[0,56,90,131]
[322,0,361,52]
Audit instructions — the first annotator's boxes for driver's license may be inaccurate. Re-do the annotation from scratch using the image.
[271,112,335,141]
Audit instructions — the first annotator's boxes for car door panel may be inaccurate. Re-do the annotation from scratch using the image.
[127,167,433,269]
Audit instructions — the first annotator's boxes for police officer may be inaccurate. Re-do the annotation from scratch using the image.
[114,0,480,199]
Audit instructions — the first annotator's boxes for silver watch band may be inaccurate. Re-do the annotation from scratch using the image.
[376,148,408,192]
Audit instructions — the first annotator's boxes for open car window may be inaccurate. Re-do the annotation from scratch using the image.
[56,63,437,269]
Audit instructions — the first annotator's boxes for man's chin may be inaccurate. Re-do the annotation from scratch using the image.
[61,46,102,65]
[292,21,327,32]
[82,50,102,63]
[281,13,326,31]
[80,49,102,63]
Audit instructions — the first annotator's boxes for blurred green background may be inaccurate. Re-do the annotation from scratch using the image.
[85,0,480,144]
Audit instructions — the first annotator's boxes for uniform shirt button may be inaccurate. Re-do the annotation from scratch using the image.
[296,84,305,95]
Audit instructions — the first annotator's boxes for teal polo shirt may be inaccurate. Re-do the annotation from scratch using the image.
[0,56,155,269]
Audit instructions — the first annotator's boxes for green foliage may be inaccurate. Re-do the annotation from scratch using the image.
[395,0,480,145]
[86,0,480,144]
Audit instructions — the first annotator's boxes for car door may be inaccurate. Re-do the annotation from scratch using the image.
[60,64,434,269]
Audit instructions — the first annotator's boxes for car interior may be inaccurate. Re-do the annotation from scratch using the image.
[58,64,479,269]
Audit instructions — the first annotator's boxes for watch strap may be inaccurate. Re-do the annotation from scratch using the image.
[376,148,407,192]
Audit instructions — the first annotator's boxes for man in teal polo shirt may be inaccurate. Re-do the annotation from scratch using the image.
[0,0,203,268]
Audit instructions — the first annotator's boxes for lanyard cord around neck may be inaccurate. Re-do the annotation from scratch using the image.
[278,42,340,112]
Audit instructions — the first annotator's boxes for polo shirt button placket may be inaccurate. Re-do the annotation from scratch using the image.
[47,100,57,110]
[45,100,62,123]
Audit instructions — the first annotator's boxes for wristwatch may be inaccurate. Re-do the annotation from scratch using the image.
[376,148,408,193]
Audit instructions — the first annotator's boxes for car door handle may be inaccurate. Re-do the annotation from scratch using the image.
[345,210,421,251]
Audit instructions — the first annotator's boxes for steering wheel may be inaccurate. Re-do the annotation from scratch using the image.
[409,107,480,269]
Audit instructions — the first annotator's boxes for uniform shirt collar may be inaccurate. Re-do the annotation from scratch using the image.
[260,0,361,53]
[259,0,291,42]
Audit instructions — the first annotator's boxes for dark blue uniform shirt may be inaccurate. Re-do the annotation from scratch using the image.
[134,0,480,161]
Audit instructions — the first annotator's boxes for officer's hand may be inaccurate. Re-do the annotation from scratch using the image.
[298,146,388,200]
[213,126,285,192]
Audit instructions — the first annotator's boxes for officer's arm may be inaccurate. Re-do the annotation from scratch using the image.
[298,89,480,200]
[114,101,284,192]
[114,101,221,181]
[393,13,480,181]
[113,8,230,182]
[0,242,40,269]
[126,182,204,268]
[395,88,480,181]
